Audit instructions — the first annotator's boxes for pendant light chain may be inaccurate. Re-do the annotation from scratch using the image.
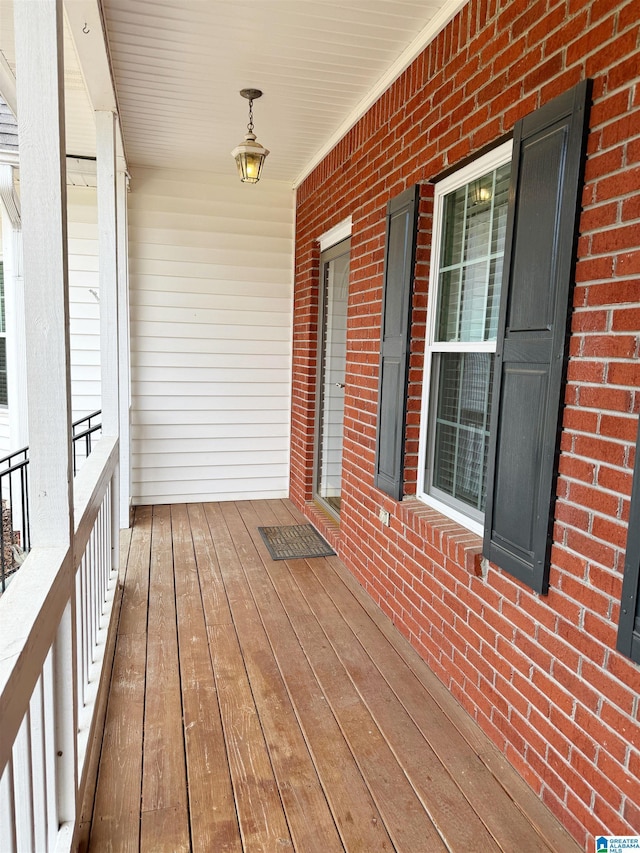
[247,98,254,135]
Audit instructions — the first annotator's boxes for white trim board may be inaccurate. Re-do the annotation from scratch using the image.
[319,217,352,251]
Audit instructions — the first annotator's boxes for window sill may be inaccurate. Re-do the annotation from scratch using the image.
[399,498,484,578]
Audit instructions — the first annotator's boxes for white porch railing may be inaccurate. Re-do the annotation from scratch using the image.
[0,436,119,852]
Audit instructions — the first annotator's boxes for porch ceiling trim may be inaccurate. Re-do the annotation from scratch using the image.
[64,0,127,170]
[292,0,468,188]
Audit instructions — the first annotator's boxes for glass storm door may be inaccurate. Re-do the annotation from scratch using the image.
[315,239,350,517]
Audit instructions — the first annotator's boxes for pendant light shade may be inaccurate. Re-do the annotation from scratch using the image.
[231,89,269,184]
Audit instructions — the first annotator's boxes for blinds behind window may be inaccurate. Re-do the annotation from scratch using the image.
[436,164,510,344]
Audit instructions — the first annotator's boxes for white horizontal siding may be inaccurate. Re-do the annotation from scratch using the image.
[0,410,10,456]
[0,187,100,456]
[68,185,101,420]
[129,168,294,504]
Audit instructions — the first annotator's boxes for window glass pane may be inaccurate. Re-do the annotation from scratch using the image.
[440,187,466,268]
[435,163,510,344]
[485,257,503,340]
[491,164,511,255]
[437,269,461,340]
[431,352,493,511]
[460,260,489,341]
[464,185,492,263]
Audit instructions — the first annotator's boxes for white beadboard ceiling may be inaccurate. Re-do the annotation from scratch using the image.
[103,0,461,183]
[0,0,464,186]
[101,0,464,185]
[0,3,98,157]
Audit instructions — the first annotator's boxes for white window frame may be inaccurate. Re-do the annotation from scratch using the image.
[417,140,513,536]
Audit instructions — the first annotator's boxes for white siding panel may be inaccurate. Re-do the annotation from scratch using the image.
[132,408,286,425]
[0,411,10,456]
[0,188,101,452]
[134,367,290,385]
[129,168,294,504]
[134,336,290,356]
[134,275,291,297]
[131,254,292,280]
[127,171,292,213]
[131,320,288,342]
[131,289,290,314]
[136,395,289,413]
[131,304,290,328]
[131,423,289,440]
[133,351,289,369]
[68,185,102,419]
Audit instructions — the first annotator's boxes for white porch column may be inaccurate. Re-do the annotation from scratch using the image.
[96,110,121,563]
[96,111,119,436]
[65,1,130,529]
[13,0,77,828]
[117,169,131,528]
[14,0,73,546]
[0,163,28,450]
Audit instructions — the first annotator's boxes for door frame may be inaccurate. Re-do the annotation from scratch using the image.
[313,237,351,520]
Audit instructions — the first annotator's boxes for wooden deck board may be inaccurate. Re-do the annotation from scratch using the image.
[171,504,241,853]
[212,502,345,853]
[302,551,551,851]
[228,500,397,851]
[239,500,448,852]
[203,502,293,850]
[87,500,583,853]
[141,508,188,813]
[287,556,501,850]
[320,551,578,853]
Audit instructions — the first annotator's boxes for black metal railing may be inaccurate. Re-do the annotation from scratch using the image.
[0,446,30,592]
[72,409,103,475]
[0,410,102,592]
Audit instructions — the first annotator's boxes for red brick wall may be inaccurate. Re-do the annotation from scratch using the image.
[291,0,640,848]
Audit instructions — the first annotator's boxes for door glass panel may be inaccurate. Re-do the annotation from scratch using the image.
[316,241,350,516]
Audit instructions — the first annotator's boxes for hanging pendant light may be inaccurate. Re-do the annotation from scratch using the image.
[231,88,269,184]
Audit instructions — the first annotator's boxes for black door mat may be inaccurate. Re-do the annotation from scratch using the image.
[258,524,336,561]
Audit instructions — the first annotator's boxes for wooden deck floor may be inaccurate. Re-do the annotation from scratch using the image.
[83,499,581,852]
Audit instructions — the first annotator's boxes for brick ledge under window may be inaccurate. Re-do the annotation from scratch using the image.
[304,500,341,551]
[399,498,484,578]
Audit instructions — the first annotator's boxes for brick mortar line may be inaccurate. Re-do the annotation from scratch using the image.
[568,355,640,364]
[555,493,627,519]
[553,537,626,572]
[561,430,637,446]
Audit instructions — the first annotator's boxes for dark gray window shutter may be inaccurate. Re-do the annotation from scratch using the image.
[374,185,420,500]
[617,420,640,664]
[483,80,592,594]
